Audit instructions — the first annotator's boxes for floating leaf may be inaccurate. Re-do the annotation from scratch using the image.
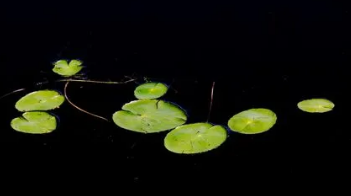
[112,99,187,133]
[15,90,65,112]
[134,82,168,100]
[52,59,83,77]
[297,98,335,113]
[164,123,227,154]
[228,108,277,134]
[11,112,57,134]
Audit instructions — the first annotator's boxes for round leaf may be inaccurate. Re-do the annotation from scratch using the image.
[11,112,57,134]
[52,59,83,77]
[134,82,168,100]
[164,123,227,154]
[112,99,187,133]
[15,90,65,112]
[297,98,335,113]
[228,108,277,134]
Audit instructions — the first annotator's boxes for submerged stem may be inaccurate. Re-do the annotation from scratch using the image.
[168,78,178,94]
[1,78,135,102]
[207,81,215,122]
[0,88,26,101]
[64,81,109,122]
[36,78,136,86]
[57,78,136,84]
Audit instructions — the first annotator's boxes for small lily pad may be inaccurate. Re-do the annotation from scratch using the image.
[112,99,187,133]
[228,108,277,134]
[164,123,227,154]
[52,59,83,77]
[297,98,335,113]
[15,90,65,112]
[11,112,57,134]
[134,82,168,100]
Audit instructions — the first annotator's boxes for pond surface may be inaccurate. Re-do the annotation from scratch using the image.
[1,8,349,184]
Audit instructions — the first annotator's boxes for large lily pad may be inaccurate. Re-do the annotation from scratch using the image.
[11,112,57,134]
[134,82,168,100]
[52,59,83,77]
[164,123,227,154]
[297,98,335,113]
[228,108,277,134]
[15,90,65,112]
[112,99,187,133]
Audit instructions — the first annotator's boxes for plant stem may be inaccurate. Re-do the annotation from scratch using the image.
[0,88,26,101]
[56,78,136,84]
[207,81,215,122]
[1,78,136,122]
[64,81,109,122]
[35,78,136,86]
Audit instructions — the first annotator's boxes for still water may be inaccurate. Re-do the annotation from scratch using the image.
[1,13,349,183]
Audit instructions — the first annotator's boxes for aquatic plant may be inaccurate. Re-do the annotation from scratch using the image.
[0,58,336,154]
[52,59,84,77]
[15,90,65,112]
[163,81,228,154]
[112,99,187,133]
[227,108,277,134]
[164,122,227,154]
[11,112,57,134]
[2,59,136,134]
[297,98,335,113]
[134,82,168,100]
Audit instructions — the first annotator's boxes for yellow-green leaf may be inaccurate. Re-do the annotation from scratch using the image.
[15,90,65,112]
[134,82,168,100]
[164,123,227,154]
[228,108,277,134]
[112,99,187,133]
[11,112,57,134]
[52,59,83,77]
[297,98,335,113]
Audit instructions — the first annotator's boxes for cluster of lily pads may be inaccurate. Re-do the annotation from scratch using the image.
[7,59,336,155]
[112,82,334,154]
[11,90,65,134]
[10,59,84,134]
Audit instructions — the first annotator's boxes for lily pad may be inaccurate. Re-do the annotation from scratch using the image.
[134,82,168,100]
[297,98,335,113]
[228,108,277,134]
[11,112,57,134]
[164,123,227,154]
[52,59,83,77]
[112,99,187,133]
[15,90,65,112]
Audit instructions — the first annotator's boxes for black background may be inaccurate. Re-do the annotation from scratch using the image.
[1,1,350,185]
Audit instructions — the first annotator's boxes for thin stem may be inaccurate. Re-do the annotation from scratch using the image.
[64,81,109,122]
[207,81,215,122]
[168,78,178,94]
[1,78,135,101]
[34,77,137,87]
[0,88,26,101]
[56,78,136,84]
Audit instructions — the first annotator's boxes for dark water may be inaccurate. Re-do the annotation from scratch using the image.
[1,1,350,184]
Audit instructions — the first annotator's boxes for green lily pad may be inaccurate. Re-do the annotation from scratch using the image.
[11,112,57,134]
[52,59,83,77]
[164,123,227,154]
[228,108,277,134]
[112,99,187,133]
[297,98,335,113]
[134,82,168,100]
[15,90,65,112]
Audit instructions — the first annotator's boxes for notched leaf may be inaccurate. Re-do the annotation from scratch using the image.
[164,123,227,154]
[112,99,187,133]
[52,59,84,77]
